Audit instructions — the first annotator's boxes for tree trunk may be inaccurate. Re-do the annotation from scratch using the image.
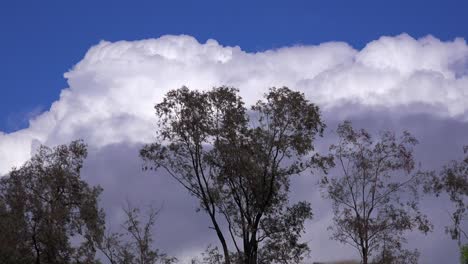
[250,241,258,264]
[244,244,250,264]
[221,240,231,264]
[362,248,368,264]
[32,233,41,264]
[243,231,258,264]
[209,213,231,264]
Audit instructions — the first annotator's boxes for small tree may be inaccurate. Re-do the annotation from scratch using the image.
[98,203,175,264]
[425,146,468,263]
[0,140,105,264]
[426,146,468,245]
[141,86,326,264]
[190,245,224,264]
[320,121,431,264]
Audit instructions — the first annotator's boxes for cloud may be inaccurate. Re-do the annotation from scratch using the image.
[1,34,468,173]
[0,33,467,263]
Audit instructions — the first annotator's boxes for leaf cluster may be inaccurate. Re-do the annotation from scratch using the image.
[0,140,105,264]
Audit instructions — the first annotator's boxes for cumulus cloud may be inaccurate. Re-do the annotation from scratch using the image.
[1,33,468,174]
[0,33,467,263]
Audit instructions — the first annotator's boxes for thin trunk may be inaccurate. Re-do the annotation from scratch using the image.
[209,213,231,264]
[32,230,41,264]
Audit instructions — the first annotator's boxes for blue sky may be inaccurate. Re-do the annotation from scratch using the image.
[1,0,467,132]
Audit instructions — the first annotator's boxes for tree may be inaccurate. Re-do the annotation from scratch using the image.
[98,203,175,264]
[0,140,105,264]
[426,146,468,245]
[320,121,431,264]
[141,86,326,264]
[369,241,419,264]
[190,245,225,264]
[424,146,468,263]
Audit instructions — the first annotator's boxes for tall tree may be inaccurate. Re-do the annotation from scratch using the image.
[141,86,326,264]
[320,121,431,264]
[0,140,105,264]
[141,87,241,264]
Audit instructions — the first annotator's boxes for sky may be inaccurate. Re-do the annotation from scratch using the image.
[1,1,468,263]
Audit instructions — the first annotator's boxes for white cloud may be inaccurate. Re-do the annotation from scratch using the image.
[0,33,467,263]
[1,34,467,174]
[1,33,467,174]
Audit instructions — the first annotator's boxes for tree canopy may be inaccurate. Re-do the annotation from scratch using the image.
[0,140,105,264]
[141,86,327,264]
[320,121,432,264]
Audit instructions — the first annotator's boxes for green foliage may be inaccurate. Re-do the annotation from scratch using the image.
[461,244,468,264]
[0,140,105,264]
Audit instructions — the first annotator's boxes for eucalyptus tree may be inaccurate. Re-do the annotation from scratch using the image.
[320,121,431,264]
[141,86,327,264]
[0,140,105,264]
